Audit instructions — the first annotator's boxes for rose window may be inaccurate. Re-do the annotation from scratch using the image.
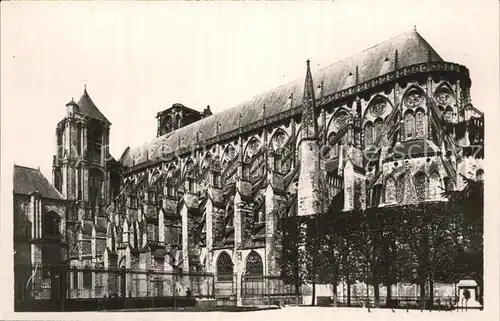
[405,92,423,108]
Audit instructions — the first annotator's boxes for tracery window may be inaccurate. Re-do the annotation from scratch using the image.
[415,109,425,138]
[364,122,374,148]
[370,100,387,117]
[436,90,451,105]
[245,251,263,277]
[414,172,426,201]
[404,111,415,139]
[374,119,384,143]
[216,252,233,282]
[384,177,396,203]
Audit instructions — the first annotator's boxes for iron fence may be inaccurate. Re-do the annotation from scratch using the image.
[241,275,301,306]
[14,264,213,311]
[317,295,459,310]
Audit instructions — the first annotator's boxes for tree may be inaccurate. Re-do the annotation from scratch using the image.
[444,175,484,303]
[395,202,463,308]
[281,215,308,304]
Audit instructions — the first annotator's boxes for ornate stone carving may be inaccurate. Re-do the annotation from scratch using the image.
[370,101,387,117]
[436,90,451,105]
[272,131,286,150]
[225,145,236,160]
[248,139,261,155]
[404,92,423,108]
[415,110,425,137]
[334,112,350,129]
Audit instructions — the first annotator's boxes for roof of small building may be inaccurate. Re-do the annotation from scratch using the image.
[13,165,64,200]
[76,87,110,123]
[121,30,443,168]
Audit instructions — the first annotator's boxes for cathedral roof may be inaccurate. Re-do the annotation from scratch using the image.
[13,165,64,200]
[121,30,443,168]
[76,87,110,123]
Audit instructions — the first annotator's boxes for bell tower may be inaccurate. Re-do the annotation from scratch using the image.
[53,86,112,220]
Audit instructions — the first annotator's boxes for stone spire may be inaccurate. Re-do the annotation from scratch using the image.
[297,59,320,217]
[301,59,318,141]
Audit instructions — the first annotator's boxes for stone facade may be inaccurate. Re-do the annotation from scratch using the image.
[13,30,484,304]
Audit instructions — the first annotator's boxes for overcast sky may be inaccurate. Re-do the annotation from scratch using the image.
[1,1,499,182]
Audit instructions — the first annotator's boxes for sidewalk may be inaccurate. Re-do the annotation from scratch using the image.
[103,305,282,312]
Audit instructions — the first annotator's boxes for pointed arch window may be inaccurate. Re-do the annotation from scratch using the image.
[384,177,396,204]
[374,118,384,143]
[414,172,426,201]
[404,111,415,139]
[216,252,233,281]
[396,174,406,203]
[364,122,374,148]
[429,172,441,200]
[273,150,281,173]
[245,251,263,277]
[328,132,339,158]
[415,109,425,138]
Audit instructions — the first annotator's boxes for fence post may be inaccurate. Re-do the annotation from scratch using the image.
[212,274,215,299]
[120,267,126,309]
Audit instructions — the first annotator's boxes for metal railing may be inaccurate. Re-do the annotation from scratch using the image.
[14,264,214,312]
[319,295,459,310]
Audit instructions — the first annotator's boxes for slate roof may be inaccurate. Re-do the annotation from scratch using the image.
[76,88,110,123]
[121,30,443,168]
[13,165,64,200]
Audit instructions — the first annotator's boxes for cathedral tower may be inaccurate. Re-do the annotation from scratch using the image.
[53,86,112,221]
